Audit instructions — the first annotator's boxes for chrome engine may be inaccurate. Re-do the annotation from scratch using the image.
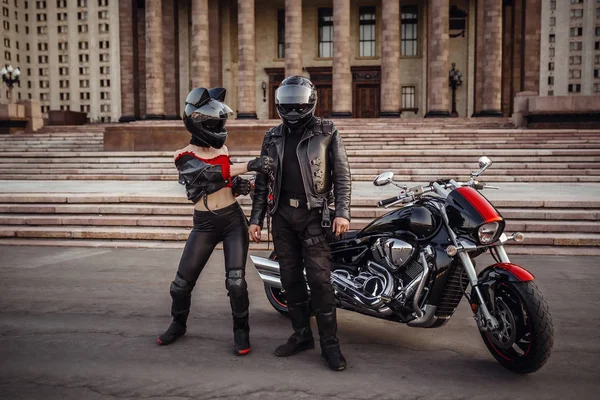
[371,238,414,271]
[331,239,426,316]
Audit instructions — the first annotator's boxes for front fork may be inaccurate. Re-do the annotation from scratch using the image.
[438,202,502,331]
[458,251,501,331]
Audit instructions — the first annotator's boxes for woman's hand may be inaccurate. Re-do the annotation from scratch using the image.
[231,177,251,196]
[248,224,262,243]
[247,156,275,174]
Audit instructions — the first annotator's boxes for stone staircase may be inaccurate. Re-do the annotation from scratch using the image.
[0,125,105,152]
[1,128,599,183]
[0,118,599,255]
[0,192,598,255]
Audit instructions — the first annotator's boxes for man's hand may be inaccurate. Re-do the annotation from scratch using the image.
[331,217,350,236]
[248,224,262,243]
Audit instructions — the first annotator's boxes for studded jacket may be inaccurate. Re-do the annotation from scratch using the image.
[249,117,352,227]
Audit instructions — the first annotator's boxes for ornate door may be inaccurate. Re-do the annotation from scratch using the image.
[315,85,333,118]
[355,85,380,118]
[352,66,381,118]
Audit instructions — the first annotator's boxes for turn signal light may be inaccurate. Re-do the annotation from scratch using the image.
[446,245,458,256]
[513,232,525,243]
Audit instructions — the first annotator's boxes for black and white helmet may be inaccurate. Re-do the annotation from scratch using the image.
[275,76,318,128]
[183,87,234,149]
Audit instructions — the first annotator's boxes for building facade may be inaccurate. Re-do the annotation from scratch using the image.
[1,0,121,122]
[3,0,598,122]
[540,0,600,97]
[119,0,545,121]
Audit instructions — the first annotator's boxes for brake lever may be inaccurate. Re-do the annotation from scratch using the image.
[484,185,499,190]
[384,199,404,209]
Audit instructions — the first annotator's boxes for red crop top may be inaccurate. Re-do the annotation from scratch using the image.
[175,152,233,188]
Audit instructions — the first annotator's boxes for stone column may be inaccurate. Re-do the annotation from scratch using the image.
[163,0,179,119]
[285,0,302,77]
[118,0,136,122]
[425,0,450,117]
[145,0,165,119]
[332,0,352,117]
[191,0,210,88]
[380,0,401,117]
[237,0,257,119]
[478,0,503,116]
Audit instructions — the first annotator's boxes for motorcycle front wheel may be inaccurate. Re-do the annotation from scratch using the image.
[480,280,554,374]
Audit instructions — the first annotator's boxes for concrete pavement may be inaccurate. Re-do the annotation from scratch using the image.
[0,246,599,399]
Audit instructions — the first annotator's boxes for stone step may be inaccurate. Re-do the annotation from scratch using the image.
[1,214,597,234]
[1,193,597,209]
[0,225,597,246]
[1,166,598,176]
[2,202,598,220]
[1,162,600,171]
[3,174,598,182]
[2,150,599,158]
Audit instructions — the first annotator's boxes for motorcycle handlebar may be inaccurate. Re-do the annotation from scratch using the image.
[378,195,401,207]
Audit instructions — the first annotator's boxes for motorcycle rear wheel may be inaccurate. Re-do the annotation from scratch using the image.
[263,251,290,316]
[480,280,553,374]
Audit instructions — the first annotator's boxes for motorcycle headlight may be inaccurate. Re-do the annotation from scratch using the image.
[478,222,500,244]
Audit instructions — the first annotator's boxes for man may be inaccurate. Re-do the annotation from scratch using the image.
[248,76,351,371]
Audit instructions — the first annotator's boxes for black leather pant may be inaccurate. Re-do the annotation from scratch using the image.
[169,202,249,326]
[272,203,335,311]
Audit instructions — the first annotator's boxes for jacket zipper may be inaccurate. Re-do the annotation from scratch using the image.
[296,129,312,210]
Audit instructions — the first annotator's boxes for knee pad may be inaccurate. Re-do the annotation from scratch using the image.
[170,273,193,299]
[226,270,249,317]
[225,270,248,295]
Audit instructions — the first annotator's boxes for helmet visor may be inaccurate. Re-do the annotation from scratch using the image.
[184,99,234,120]
[275,85,314,105]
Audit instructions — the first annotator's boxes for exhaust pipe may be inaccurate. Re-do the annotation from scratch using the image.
[251,255,283,289]
[331,261,395,310]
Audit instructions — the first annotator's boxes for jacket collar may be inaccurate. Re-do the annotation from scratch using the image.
[272,117,318,138]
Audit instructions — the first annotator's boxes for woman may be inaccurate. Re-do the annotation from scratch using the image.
[157,87,273,355]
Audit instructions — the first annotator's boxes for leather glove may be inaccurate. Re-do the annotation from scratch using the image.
[247,156,275,174]
[231,176,251,196]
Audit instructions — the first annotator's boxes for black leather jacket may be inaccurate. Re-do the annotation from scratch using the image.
[175,154,231,204]
[249,117,351,227]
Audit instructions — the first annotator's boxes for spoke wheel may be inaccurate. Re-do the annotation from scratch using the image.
[480,281,554,374]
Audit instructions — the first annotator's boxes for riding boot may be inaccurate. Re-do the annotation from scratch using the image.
[233,312,251,356]
[157,307,188,346]
[275,301,315,357]
[157,274,192,346]
[315,308,347,371]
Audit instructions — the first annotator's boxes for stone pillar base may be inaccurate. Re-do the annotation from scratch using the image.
[472,110,504,117]
[119,115,137,123]
[144,114,166,120]
[236,112,258,119]
[0,104,26,119]
[379,111,401,118]
[424,110,450,118]
[331,111,352,118]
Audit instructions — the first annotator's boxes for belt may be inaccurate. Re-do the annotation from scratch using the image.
[281,193,308,208]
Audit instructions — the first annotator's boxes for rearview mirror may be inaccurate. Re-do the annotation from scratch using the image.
[373,171,394,187]
[471,156,493,177]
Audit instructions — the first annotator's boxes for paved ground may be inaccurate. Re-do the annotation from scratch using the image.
[2,180,600,202]
[0,246,598,400]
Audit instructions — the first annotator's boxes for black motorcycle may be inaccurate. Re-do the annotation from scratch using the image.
[251,157,553,374]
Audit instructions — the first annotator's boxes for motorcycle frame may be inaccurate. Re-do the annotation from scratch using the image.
[252,179,536,332]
